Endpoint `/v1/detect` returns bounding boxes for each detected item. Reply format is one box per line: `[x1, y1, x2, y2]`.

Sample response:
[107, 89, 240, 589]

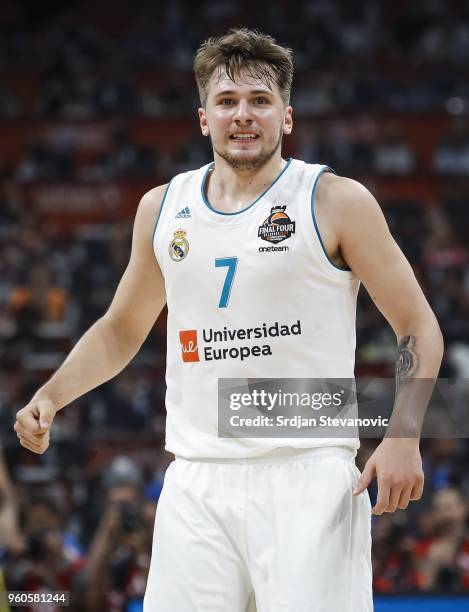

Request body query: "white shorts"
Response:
[144, 447, 373, 612]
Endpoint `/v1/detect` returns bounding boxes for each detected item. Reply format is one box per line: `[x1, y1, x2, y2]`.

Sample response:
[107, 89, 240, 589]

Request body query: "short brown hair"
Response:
[194, 27, 293, 107]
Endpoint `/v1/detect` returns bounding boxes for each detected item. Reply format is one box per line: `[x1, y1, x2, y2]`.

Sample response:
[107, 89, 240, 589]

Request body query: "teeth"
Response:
[232, 134, 257, 139]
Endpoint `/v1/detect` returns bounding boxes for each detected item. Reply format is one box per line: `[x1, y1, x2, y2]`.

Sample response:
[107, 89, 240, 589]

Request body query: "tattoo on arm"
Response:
[391, 335, 433, 437]
[396, 335, 419, 381]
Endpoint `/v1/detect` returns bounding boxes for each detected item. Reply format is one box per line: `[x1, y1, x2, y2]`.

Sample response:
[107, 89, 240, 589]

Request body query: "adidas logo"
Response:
[175, 206, 191, 219]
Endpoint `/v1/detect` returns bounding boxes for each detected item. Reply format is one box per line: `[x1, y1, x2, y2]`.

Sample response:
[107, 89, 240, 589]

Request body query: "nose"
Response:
[233, 99, 253, 124]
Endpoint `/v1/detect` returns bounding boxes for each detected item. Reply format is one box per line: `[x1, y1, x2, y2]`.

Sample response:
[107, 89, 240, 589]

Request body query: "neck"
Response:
[205, 153, 287, 213]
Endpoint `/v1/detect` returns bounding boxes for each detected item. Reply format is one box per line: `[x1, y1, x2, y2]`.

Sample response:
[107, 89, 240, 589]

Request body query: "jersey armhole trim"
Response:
[151, 179, 174, 251]
[311, 166, 352, 273]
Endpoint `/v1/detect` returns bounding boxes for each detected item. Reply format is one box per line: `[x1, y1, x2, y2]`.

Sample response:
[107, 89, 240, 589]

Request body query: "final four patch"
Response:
[169, 229, 189, 262]
[258, 206, 296, 244]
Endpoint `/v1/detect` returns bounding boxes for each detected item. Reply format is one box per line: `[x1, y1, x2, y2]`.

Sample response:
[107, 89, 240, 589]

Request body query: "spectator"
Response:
[413, 488, 469, 590]
[79, 457, 154, 611]
[372, 515, 416, 593]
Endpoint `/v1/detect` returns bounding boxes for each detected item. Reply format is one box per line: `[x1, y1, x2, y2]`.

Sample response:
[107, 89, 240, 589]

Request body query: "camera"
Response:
[117, 503, 142, 533]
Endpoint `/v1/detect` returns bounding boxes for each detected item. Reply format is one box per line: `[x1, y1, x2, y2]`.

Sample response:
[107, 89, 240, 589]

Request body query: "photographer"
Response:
[4, 496, 85, 611]
[79, 457, 153, 612]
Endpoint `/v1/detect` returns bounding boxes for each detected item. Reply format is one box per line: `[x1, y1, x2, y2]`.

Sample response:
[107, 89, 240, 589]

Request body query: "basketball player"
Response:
[14, 29, 443, 611]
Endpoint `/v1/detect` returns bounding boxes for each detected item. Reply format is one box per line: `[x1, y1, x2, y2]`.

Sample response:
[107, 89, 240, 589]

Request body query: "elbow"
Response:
[396, 311, 444, 355]
[436, 320, 444, 353]
[100, 313, 142, 363]
[427, 312, 444, 357]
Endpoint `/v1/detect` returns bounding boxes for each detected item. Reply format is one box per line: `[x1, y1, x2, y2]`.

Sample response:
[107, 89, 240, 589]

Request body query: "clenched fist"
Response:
[14, 397, 57, 454]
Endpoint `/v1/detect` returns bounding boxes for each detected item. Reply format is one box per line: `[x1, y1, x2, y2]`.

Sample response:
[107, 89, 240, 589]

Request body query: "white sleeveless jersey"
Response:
[153, 158, 361, 459]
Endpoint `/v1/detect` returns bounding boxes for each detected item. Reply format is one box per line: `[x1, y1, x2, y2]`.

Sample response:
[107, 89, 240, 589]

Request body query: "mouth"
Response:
[229, 133, 259, 141]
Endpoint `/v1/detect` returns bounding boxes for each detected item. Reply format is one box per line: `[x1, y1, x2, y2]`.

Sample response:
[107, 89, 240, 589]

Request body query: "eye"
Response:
[254, 97, 268, 104]
[220, 98, 234, 105]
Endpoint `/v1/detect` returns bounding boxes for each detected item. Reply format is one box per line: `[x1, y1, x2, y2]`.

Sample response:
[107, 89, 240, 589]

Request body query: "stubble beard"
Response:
[212, 128, 283, 171]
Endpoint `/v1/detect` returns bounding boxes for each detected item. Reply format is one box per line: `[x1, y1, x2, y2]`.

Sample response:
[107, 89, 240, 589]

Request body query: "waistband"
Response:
[174, 446, 356, 465]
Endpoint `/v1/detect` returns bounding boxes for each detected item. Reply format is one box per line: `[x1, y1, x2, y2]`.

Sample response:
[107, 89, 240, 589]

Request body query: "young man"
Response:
[15, 28, 443, 611]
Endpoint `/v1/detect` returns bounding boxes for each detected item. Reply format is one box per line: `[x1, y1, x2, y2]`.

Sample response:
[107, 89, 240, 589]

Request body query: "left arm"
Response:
[319, 174, 444, 515]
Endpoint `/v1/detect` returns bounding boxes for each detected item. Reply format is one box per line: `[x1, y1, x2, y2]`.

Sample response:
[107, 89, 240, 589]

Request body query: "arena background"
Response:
[0, 0, 468, 610]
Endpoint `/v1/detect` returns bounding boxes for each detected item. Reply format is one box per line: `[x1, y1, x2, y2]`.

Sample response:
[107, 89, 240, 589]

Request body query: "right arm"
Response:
[14, 184, 168, 454]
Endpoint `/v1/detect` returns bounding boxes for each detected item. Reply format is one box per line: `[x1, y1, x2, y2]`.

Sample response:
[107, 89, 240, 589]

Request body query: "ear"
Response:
[198, 107, 210, 137]
[283, 105, 293, 135]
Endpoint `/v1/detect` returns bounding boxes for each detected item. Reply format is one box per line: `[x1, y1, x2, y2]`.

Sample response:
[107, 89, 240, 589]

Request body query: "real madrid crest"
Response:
[169, 229, 189, 262]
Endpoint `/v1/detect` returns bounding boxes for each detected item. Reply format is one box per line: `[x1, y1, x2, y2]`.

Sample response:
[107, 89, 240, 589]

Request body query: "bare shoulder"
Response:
[316, 172, 380, 216]
[138, 183, 169, 223]
[130, 183, 169, 260]
[313, 172, 389, 268]
[316, 172, 388, 238]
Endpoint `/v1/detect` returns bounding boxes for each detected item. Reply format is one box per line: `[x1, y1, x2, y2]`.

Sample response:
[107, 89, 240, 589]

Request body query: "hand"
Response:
[98, 504, 122, 537]
[353, 438, 424, 515]
[14, 397, 57, 454]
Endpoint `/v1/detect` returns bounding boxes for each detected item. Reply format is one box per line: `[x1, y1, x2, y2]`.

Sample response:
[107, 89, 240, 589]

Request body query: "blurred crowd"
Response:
[1, 1, 469, 119]
[0, 0, 468, 609]
[0, 448, 170, 611]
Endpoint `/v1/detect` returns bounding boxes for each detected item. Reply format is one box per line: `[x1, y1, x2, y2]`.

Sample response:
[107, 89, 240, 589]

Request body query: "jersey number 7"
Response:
[215, 257, 238, 308]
